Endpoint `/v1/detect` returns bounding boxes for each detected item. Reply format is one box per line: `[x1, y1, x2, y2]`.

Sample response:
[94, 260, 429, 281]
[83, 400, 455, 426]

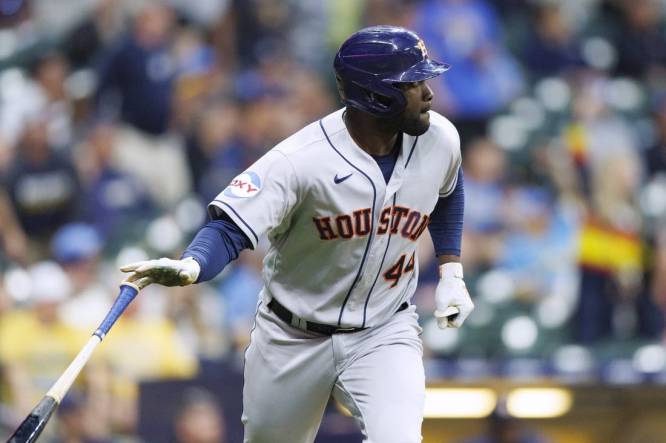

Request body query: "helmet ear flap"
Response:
[334, 53, 409, 116]
[356, 81, 396, 113]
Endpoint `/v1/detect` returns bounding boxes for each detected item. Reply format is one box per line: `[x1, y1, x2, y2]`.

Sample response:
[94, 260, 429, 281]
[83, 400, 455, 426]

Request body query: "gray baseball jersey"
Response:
[209, 108, 461, 328]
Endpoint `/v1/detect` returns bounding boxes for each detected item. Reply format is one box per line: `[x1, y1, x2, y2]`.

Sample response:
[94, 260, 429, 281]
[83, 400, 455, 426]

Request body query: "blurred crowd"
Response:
[1, 0, 666, 441]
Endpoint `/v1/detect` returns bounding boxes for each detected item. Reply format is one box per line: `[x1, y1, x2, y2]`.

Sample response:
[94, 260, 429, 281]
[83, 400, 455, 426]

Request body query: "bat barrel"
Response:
[7, 396, 58, 443]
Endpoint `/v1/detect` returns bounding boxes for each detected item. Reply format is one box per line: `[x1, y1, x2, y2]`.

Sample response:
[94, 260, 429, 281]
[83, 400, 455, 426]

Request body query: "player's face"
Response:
[395, 80, 434, 136]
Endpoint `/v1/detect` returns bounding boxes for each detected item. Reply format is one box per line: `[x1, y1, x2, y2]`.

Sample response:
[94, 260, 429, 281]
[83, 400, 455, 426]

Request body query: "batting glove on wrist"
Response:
[120, 257, 200, 289]
[434, 262, 474, 329]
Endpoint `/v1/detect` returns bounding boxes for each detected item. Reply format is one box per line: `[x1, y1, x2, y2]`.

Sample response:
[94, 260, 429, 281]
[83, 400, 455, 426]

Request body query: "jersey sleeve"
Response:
[438, 119, 462, 197]
[207, 150, 299, 249]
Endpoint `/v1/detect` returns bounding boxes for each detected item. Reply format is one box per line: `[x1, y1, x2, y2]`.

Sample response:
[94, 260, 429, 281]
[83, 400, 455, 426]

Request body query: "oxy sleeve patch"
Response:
[223, 171, 262, 198]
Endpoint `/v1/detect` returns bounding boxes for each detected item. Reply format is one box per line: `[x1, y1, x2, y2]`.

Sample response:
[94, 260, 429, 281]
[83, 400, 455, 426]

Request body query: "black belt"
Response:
[267, 298, 409, 335]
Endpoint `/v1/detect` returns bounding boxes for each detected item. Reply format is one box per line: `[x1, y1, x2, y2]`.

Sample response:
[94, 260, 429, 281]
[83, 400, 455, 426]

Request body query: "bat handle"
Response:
[93, 282, 139, 340]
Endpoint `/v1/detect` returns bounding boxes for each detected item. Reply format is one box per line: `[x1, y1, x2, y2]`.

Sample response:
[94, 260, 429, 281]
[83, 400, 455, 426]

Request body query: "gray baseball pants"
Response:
[242, 301, 425, 443]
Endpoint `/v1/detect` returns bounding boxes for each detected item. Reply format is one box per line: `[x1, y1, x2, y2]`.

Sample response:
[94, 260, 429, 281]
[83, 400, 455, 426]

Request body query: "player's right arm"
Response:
[121, 149, 298, 288]
[120, 214, 251, 289]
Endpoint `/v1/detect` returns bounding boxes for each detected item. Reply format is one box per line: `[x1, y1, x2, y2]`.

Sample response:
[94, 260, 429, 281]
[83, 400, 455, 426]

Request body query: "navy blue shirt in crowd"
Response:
[96, 37, 175, 136]
[4, 151, 81, 238]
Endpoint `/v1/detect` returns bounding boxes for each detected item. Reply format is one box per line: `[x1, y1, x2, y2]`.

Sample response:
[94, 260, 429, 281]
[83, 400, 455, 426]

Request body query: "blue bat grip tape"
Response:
[93, 284, 139, 339]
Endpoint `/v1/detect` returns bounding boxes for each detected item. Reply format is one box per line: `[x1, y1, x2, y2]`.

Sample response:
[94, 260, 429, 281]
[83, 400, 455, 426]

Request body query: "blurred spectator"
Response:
[63, 0, 128, 69]
[55, 390, 113, 443]
[325, 0, 365, 51]
[646, 96, 666, 330]
[522, 4, 584, 79]
[0, 188, 28, 264]
[3, 116, 82, 252]
[0, 51, 73, 155]
[0, 0, 30, 28]
[228, 1, 329, 71]
[228, 0, 330, 70]
[609, 0, 666, 80]
[232, 55, 336, 163]
[364, 0, 418, 29]
[286, 1, 331, 70]
[27, 51, 75, 149]
[0, 279, 10, 314]
[100, 290, 198, 433]
[75, 123, 154, 242]
[549, 73, 661, 342]
[217, 250, 263, 354]
[173, 24, 218, 78]
[29, 0, 100, 39]
[413, 0, 525, 139]
[169, 0, 230, 29]
[96, 2, 191, 206]
[644, 94, 666, 179]
[51, 223, 102, 267]
[0, 262, 82, 417]
[173, 386, 227, 443]
[235, 88, 289, 161]
[228, 0, 297, 69]
[461, 137, 508, 274]
[280, 64, 336, 128]
[649, 225, 666, 336]
[51, 223, 114, 331]
[185, 102, 244, 203]
[574, 150, 655, 342]
[240, 54, 335, 122]
[96, 2, 176, 136]
[170, 25, 228, 159]
[562, 73, 638, 194]
[166, 282, 227, 361]
[496, 187, 578, 303]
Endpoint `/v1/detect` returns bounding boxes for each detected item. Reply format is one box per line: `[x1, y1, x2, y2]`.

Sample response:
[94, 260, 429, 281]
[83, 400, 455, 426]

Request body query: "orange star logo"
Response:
[416, 40, 428, 58]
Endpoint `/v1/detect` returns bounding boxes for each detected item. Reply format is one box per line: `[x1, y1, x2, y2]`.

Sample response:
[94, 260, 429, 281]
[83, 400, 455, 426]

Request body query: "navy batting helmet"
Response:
[334, 26, 450, 117]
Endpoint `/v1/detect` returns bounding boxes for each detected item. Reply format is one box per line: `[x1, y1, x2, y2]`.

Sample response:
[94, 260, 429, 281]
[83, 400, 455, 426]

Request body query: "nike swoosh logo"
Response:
[334, 173, 353, 184]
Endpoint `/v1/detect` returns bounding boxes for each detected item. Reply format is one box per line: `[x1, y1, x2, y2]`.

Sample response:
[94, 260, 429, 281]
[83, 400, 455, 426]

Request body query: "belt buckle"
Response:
[334, 327, 358, 333]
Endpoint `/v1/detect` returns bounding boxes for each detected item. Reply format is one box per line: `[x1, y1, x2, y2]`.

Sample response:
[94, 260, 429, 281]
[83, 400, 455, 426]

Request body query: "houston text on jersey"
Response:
[312, 205, 430, 241]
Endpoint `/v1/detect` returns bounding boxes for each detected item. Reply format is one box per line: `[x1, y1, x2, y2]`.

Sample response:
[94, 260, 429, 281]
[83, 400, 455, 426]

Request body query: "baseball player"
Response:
[122, 26, 474, 443]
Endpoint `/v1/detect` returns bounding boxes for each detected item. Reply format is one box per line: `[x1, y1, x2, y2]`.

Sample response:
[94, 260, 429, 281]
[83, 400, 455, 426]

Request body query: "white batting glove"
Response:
[434, 262, 474, 329]
[120, 257, 200, 289]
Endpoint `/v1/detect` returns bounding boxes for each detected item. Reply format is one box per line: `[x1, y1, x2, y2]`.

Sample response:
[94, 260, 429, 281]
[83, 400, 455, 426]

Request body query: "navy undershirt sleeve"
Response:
[181, 216, 252, 283]
[428, 168, 464, 257]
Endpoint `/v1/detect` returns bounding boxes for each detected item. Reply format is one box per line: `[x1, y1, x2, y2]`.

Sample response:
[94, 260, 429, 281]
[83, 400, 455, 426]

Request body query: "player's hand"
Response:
[120, 257, 200, 289]
[434, 262, 474, 329]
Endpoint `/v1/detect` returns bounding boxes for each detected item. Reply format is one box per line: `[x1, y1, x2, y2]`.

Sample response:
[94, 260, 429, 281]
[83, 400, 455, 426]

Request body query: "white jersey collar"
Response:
[320, 108, 418, 202]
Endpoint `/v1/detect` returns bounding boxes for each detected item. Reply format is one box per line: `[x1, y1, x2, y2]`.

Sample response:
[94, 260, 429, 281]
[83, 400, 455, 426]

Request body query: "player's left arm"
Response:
[121, 149, 298, 288]
[121, 214, 252, 288]
[428, 168, 474, 329]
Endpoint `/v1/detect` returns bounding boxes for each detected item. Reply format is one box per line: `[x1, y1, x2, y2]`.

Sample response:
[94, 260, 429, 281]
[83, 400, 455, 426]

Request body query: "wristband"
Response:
[182, 256, 201, 282]
[439, 262, 463, 279]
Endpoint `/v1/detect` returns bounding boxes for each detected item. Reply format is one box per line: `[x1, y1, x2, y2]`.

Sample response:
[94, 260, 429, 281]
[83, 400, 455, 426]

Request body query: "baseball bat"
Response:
[442, 306, 460, 318]
[6, 282, 140, 443]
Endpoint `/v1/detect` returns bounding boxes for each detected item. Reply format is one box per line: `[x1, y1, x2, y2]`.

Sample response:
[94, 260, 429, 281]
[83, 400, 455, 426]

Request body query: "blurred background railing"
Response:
[2, 0, 666, 442]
